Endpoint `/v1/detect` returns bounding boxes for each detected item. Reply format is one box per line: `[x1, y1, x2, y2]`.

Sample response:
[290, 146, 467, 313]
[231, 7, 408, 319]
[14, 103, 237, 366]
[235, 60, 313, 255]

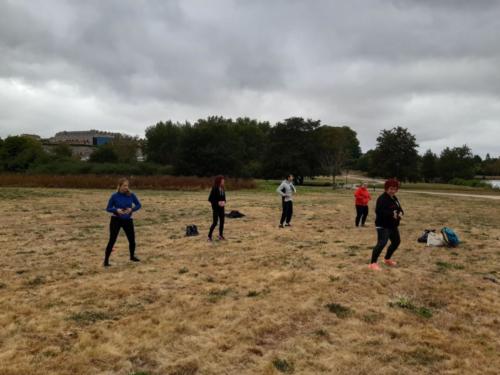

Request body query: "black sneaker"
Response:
[103, 261, 111, 267]
[130, 256, 140, 262]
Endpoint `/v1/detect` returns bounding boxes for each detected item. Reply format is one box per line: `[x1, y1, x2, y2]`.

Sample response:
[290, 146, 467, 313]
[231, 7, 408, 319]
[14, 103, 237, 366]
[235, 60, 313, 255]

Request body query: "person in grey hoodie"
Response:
[277, 174, 297, 228]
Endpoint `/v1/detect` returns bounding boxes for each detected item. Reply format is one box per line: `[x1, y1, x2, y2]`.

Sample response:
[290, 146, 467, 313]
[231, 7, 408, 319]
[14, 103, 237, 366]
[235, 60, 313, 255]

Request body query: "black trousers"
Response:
[355, 205, 369, 226]
[209, 207, 225, 238]
[370, 227, 401, 263]
[105, 216, 136, 261]
[280, 200, 293, 225]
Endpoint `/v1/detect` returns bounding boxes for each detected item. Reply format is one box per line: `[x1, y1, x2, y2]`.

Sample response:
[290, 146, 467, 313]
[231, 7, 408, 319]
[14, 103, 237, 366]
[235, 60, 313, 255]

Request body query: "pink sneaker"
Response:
[368, 263, 382, 271]
[383, 259, 397, 267]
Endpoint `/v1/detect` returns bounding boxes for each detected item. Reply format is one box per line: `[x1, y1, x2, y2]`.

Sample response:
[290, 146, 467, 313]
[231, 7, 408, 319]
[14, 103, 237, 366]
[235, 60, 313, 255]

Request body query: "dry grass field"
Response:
[0, 187, 499, 375]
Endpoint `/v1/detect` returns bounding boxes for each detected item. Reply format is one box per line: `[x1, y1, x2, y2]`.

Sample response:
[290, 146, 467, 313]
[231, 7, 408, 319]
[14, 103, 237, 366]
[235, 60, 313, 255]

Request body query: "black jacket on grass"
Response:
[374, 192, 404, 229]
[208, 187, 226, 210]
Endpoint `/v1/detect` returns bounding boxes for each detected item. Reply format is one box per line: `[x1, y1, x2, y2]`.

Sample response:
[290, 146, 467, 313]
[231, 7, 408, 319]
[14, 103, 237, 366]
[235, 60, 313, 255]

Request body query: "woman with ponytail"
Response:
[208, 175, 226, 241]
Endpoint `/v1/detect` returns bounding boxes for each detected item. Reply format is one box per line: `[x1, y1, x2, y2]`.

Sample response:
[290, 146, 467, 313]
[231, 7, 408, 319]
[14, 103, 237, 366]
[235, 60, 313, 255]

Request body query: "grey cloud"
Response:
[0, 0, 499, 156]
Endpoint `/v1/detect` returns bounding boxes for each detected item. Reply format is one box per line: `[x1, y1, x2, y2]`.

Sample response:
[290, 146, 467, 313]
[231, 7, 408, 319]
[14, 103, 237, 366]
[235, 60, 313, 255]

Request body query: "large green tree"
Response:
[262, 117, 322, 180]
[438, 145, 476, 181]
[51, 143, 74, 160]
[232, 117, 270, 177]
[316, 125, 361, 186]
[421, 149, 438, 182]
[110, 135, 140, 163]
[144, 121, 184, 164]
[175, 116, 245, 177]
[0, 136, 47, 171]
[371, 126, 420, 181]
[89, 144, 119, 163]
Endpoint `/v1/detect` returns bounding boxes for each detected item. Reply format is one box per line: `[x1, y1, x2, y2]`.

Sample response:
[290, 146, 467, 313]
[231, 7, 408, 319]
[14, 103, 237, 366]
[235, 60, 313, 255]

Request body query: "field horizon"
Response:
[0, 186, 499, 374]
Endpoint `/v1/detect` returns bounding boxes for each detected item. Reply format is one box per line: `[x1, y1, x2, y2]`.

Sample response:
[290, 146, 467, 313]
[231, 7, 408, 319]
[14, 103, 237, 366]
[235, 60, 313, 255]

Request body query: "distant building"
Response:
[50, 130, 120, 146]
[43, 130, 143, 162]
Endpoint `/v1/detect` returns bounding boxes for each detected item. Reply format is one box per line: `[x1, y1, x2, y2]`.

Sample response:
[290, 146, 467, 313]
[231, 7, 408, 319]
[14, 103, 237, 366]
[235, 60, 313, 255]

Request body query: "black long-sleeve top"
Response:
[208, 186, 226, 210]
[374, 192, 404, 229]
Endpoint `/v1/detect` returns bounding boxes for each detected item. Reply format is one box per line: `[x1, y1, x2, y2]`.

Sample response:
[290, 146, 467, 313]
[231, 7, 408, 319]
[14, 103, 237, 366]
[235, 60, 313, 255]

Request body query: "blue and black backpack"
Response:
[441, 227, 460, 247]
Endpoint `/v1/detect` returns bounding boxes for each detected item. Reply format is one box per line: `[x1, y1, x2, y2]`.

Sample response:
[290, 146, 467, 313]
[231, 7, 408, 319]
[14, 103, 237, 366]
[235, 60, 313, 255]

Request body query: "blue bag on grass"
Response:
[441, 227, 460, 247]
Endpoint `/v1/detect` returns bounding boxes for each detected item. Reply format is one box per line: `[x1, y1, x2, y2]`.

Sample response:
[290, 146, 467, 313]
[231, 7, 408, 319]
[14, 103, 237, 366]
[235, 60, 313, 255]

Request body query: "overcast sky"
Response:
[1, 0, 499, 156]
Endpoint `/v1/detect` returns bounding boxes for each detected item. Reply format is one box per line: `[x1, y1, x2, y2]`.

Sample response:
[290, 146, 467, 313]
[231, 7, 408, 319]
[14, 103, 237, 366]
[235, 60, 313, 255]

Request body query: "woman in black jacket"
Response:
[208, 175, 226, 241]
[369, 179, 404, 271]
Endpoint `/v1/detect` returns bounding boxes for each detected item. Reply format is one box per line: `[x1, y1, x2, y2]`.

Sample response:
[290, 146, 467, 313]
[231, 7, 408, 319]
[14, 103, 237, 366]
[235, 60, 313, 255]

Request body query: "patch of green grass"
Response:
[208, 288, 231, 302]
[247, 290, 259, 297]
[403, 347, 448, 366]
[272, 358, 295, 373]
[325, 303, 353, 318]
[178, 267, 189, 274]
[26, 276, 45, 287]
[362, 311, 385, 324]
[329, 275, 340, 282]
[68, 310, 114, 324]
[389, 296, 433, 318]
[436, 261, 465, 271]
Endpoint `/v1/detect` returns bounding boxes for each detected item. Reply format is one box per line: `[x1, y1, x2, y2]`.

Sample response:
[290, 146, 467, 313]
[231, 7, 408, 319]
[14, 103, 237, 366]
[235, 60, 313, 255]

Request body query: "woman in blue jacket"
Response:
[104, 178, 142, 267]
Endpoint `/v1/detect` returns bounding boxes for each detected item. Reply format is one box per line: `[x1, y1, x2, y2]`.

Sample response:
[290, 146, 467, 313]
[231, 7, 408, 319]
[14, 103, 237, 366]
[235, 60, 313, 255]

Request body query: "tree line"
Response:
[1, 116, 499, 183]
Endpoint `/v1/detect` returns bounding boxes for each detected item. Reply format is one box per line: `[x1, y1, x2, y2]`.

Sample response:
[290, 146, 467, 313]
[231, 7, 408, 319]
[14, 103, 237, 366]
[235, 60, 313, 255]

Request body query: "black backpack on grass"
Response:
[225, 210, 245, 218]
[185, 225, 199, 237]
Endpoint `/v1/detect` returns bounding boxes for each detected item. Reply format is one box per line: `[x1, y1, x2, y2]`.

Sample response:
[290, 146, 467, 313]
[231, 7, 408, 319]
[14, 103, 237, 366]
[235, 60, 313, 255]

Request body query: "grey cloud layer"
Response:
[1, 0, 499, 155]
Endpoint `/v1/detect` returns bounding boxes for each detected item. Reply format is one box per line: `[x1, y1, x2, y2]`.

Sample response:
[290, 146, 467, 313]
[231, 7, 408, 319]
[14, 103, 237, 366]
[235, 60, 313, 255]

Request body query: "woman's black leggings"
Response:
[105, 216, 136, 262]
[209, 207, 225, 238]
[355, 205, 369, 226]
[370, 227, 400, 263]
[280, 200, 293, 225]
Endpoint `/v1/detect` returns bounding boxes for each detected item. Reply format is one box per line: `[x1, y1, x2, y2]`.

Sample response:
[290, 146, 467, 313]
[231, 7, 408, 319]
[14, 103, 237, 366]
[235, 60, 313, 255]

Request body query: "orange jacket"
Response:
[354, 186, 371, 206]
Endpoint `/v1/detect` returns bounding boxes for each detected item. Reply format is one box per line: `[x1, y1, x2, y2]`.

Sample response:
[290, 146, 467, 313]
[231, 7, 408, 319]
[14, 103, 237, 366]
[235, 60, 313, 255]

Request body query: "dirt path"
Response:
[401, 190, 500, 200]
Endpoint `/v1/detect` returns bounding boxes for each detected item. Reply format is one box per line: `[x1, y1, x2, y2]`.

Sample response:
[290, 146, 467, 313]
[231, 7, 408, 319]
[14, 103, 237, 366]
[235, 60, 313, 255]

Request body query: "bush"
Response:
[0, 174, 256, 190]
[26, 161, 173, 176]
[448, 178, 491, 188]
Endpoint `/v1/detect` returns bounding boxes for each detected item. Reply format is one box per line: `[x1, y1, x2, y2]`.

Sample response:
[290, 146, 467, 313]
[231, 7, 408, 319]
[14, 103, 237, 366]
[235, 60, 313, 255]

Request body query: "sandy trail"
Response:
[401, 190, 500, 200]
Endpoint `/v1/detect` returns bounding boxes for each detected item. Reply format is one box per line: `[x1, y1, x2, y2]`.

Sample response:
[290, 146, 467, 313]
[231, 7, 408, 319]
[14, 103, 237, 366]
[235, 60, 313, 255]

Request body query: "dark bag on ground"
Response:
[185, 225, 199, 237]
[225, 210, 245, 218]
[441, 227, 460, 247]
[418, 229, 436, 243]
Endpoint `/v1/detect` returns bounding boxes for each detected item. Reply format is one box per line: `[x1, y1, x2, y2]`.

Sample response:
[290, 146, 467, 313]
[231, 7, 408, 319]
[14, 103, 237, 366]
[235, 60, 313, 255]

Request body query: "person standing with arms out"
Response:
[354, 182, 371, 227]
[369, 179, 404, 271]
[277, 174, 297, 228]
[208, 175, 226, 241]
[104, 178, 142, 267]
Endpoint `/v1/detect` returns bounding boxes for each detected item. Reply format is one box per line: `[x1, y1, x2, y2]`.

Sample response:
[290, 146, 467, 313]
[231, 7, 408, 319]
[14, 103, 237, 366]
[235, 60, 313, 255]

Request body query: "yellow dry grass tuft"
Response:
[0, 187, 499, 374]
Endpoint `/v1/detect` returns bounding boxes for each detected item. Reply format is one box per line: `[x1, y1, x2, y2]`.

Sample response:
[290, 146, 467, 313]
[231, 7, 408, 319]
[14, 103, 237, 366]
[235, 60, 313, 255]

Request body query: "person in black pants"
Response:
[208, 175, 226, 241]
[104, 178, 142, 267]
[369, 179, 404, 271]
[354, 182, 371, 227]
[277, 174, 296, 228]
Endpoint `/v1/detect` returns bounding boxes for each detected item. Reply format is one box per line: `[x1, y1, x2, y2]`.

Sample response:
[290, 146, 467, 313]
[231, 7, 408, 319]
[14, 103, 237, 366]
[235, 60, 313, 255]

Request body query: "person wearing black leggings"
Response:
[277, 174, 296, 228]
[354, 182, 371, 227]
[208, 175, 226, 241]
[104, 178, 142, 267]
[369, 179, 403, 271]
